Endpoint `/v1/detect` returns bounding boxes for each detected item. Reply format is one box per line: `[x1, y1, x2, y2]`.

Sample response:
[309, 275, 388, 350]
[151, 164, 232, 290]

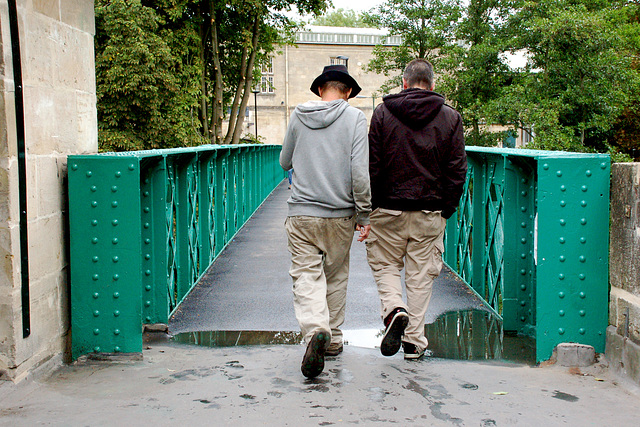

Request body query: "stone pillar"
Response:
[0, 0, 96, 382]
[607, 162, 640, 385]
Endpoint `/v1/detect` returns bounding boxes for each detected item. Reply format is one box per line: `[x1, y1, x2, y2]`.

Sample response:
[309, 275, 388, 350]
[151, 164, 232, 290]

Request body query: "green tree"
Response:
[311, 8, 372, 27]
[363, 0, 462, 94]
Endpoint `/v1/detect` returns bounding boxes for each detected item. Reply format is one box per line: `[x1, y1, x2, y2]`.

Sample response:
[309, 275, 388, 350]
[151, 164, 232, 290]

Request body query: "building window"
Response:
[330, 56, 348, 66]
[260, 57, 274, 94]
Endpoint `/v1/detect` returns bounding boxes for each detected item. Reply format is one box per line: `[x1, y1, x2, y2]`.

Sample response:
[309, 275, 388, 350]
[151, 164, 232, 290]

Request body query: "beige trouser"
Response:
[366, 208, 446, 351]
[285, 215, 356, 346]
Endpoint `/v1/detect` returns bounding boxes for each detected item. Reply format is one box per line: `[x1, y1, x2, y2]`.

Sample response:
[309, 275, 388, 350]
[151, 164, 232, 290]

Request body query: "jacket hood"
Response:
[383, 88, 445, 130]
[295, 99, 349, 130]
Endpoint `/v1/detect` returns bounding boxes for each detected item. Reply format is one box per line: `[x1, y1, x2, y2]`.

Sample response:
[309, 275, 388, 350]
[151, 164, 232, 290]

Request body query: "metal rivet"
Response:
[128, 164, 135, 171]
[145, 238, 151, 244]
[558, 328, 565, 335]
[111, 186, 118, 192]
[559, 255, 566, 262]
[94, 346, 101, 353]
[86, 171, 93, 177]
[560, 201, 566, 207]
[112, 219, 118, 226]
[600, 162, 606, 169]
[520, 253, 527, 259]
[543, 163, 549, 170]
[559, 219, 566, 226]
[521, 206, 527, 212]
[143, 191, 150, 197]
[521, 178, 527, 184]
[112, 201, 118, 208]
[114, 346, 121, 352]
[580, 237, 586, 243]
[144, 222, 150, 229]
[145, 284, 152, 291]
[560, 185, 566, 192]
[115, 171, 121, 177]
[145, 254, 151, 260]
[93, 292, 99, 299]
[558, 274, 565, 280]
[93, 329, 100, 335]
[520, 316, 526, 322]
[579, 256, 586, 263]
[586, 170, 592, 177]
[113, 274, 119, 281]
[581, 185, 587, 192]
[92, 219, 98, 226]
[112, 238, 118, 244]
[579, 274, 586, 280]
[556, 170, 562, 177]
[144, 300, 151, 307]
[113, 292, 120, 299]
[559, 310, 565, 317]
[579, 310, 586, 317]
[520, 300, 526, 306]
[93, 310, 100, 317]
[579, 328, 586, 335]
[521, 238, 527, 244]
[145, 316, 152, 323]
[521, 222, 527, 228]
[71, 164, 78, 171]
[559, 292, 565, 299]
[581, 200, 587, 207]
[91, 201, 98, 207]
[520, 269, 526, 275]
[92, 274, 99, 281]
[92, 237, 99, 244]
[114, 329, 120, 335]
[114, 310, 120, 317]
[581, 218, 587, 225]
[113, 256, 119, 263]
[579, 292, 586, 299]
[145, 270, 152, 276]
[144, 207, 150, 213]
[520, 284, 526, 290]
[559, 237, 565, 244]
[90, 185, 97, 192]
[521, 190, 527, 197]
[92, 256, 99, 263]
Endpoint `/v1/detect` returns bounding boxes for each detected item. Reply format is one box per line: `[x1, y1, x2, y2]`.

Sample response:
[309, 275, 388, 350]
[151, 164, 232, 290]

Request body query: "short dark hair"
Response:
[403, 59, 434, 89]
[320, 80, 350, 95]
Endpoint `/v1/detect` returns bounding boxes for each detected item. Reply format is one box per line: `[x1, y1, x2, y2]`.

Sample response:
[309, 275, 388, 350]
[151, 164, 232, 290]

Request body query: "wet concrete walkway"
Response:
[1, 180, 640, 425]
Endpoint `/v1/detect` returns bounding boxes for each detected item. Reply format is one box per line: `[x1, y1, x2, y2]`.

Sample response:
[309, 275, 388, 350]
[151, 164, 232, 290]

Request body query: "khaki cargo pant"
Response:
[285, 215, 356, 346]
[366, 208, 446, 351]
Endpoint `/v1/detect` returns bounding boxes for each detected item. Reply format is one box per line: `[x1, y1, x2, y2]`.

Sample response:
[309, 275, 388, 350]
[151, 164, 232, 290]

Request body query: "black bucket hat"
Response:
[310, 64, 362, 98]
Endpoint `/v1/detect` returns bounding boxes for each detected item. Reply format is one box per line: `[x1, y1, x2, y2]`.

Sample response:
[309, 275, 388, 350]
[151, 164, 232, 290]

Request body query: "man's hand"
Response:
[356, 224, 371, 242]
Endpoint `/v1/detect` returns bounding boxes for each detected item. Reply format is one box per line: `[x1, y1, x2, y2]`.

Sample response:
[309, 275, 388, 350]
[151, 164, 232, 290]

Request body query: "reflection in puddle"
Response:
[173, 330, 302, 347]
[171, 310, 535, 364]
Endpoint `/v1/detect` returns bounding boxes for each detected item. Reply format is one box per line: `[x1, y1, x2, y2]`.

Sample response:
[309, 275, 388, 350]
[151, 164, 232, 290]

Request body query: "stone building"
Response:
[245, 25, 401, 145]
[0, 0, 96, 382]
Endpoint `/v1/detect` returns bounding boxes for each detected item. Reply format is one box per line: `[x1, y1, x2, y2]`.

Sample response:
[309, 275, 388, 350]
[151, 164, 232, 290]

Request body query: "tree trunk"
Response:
[211, 8, 224, 144]
[198, 1, 211, 139]
[230, 16, 261, 145]
[224, 34, 251, 144]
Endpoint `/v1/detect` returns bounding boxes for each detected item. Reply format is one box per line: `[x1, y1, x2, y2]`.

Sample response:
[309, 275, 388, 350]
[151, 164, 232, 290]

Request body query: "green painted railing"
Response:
[68, 144, 284, 359]
[444, 147, 610, 362]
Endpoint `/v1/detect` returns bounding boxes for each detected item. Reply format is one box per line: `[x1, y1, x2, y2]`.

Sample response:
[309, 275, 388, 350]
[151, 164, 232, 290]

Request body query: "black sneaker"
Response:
[301, 330, 330, 378]
[402, 342, 426, 360]
[380, 308, 409, 356]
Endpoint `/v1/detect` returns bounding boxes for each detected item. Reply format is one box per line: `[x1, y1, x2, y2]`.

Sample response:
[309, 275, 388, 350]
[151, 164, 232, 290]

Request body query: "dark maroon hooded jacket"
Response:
[368, 88, 467, 219]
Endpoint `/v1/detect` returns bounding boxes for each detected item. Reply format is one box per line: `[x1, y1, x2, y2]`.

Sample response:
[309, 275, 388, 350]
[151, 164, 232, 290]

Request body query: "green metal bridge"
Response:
[67, 145, 610, 363]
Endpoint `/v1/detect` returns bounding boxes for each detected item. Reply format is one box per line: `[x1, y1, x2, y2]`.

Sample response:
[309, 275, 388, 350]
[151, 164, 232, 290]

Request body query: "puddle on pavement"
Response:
[171, 310, 536, 365]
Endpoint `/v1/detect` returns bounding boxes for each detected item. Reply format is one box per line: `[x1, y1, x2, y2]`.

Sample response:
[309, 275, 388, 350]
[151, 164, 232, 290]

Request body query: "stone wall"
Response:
[607, 163, 640, 385]
[0, 0, 96, 382]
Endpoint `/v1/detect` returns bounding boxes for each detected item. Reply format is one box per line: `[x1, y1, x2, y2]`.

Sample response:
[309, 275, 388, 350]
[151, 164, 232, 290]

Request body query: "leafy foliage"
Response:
[311, 8, 372, 27]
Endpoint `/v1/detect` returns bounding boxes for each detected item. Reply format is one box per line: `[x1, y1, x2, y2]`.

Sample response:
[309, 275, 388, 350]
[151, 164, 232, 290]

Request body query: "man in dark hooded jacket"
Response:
[366, 59, 467, 360]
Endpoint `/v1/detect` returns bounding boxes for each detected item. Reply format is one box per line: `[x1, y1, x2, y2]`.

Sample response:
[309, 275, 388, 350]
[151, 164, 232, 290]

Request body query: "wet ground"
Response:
[1, 181, 639, 425]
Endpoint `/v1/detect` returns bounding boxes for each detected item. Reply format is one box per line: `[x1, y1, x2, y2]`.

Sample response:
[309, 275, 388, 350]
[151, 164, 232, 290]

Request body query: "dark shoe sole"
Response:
[301, 330, 330, 378]
[381, 312, 409, 356]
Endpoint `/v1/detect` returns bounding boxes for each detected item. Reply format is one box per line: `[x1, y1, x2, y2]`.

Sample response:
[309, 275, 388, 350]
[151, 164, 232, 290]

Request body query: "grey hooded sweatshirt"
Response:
[280, 99, 371, 225]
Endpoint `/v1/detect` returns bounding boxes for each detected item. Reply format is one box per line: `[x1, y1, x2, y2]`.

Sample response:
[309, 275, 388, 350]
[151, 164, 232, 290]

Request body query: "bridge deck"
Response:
[169, 180, 489, 336]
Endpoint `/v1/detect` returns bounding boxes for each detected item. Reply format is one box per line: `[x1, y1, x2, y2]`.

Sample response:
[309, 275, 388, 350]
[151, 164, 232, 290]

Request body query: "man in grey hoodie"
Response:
[280, 65, 371, 378]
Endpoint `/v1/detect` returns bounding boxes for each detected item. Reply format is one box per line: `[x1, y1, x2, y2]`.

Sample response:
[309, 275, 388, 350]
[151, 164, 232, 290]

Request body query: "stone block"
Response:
[27, 213, 65, 280]
[606, 326, 640, 386]
[61, 0, 95, 36]
[36, 155, 66, 217]
[1, 89, 18, 159]
[555, 342, 596, 367]
[609, 163, 640, 295]
[610, 287, 640, 346]
[0, 225, 18, 292]
[33, 0, 60, 21]
[22, 12, 56, 88]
